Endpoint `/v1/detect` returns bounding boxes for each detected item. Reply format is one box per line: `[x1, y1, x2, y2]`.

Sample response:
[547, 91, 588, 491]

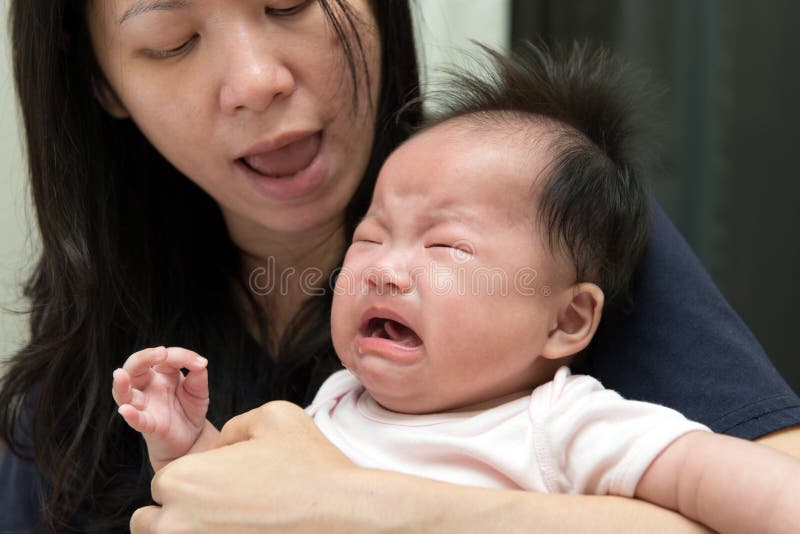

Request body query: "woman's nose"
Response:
[218, 29, 296, 114]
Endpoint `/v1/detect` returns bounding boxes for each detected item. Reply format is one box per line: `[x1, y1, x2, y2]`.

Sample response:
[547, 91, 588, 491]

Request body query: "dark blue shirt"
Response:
[0, 447, 39, 534]
[578, 200, 800, 437]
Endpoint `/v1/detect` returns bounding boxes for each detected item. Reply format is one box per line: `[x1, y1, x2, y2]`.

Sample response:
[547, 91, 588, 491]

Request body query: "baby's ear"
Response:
[541, 283, 604, 360]
[93, 78, 129, 119]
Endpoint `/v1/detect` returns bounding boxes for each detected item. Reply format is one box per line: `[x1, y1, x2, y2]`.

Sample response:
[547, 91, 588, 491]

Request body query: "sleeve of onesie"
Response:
[529, 367, 710, 497]
[305, 369, 360, 414]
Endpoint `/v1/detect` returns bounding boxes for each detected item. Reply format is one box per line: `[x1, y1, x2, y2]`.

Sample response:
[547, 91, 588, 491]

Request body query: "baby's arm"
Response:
[112, 346, 220, 471]
[636, 431, 800, 533]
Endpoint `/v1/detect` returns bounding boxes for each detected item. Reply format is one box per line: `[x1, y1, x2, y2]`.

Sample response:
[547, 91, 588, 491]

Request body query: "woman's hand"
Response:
[130, 401, 365, 533]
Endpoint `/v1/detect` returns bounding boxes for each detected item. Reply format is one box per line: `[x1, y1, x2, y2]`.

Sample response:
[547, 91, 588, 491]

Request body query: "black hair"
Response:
[425, 42, 650, 311]
[0, 1, 421, 531]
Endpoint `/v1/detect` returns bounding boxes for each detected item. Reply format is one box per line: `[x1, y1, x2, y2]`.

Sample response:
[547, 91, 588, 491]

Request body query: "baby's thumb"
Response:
[182, 366, 210, 400]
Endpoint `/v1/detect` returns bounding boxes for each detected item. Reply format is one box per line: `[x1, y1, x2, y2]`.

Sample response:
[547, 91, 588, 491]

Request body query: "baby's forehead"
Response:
[414, 115, 558, 195]
[425, 111, 561, 149]
[378, 120, 554, 226]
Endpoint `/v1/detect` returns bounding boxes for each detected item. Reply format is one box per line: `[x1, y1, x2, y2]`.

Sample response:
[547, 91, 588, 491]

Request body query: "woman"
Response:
[1, 1, 798, 532]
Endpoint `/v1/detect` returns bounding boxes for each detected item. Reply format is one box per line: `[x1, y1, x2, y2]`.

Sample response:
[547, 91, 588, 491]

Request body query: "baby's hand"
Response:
[112, 347, 209, 471]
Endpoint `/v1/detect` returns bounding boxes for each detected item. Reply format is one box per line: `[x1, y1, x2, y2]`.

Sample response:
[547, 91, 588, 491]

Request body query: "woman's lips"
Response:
[241, 132, 321, 178]
[237, 131, 326, 201]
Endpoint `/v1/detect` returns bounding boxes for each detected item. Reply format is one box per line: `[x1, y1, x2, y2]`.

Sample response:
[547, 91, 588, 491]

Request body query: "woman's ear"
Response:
[541, 283, 604, 360]
[93, 78, 129, 119]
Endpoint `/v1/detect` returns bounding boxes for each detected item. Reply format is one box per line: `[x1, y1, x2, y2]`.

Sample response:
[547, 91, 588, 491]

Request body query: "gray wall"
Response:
[512, 0, 800, 392]
[0, 1, 32, 365]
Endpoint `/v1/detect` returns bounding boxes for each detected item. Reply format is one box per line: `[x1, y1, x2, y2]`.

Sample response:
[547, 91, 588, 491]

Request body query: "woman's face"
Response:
[88, 0, 380, 251]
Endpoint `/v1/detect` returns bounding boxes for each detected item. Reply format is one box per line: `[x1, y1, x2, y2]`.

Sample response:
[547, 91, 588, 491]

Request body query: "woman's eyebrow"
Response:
[119, 0, 192, 25]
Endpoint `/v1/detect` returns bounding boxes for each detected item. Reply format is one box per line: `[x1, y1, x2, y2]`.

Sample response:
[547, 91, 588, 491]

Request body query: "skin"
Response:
[333, 118, 603, 414]
[87, 1, 800, 531]
[636, 432, 800, 533]
[113, 117, 605, 459]
[88, 0, 380, 333]
[111, 347, 217, 471]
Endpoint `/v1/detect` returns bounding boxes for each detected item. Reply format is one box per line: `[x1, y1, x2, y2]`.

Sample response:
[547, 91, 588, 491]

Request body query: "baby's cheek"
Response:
[330, 291, 356, 359]
[334, 255, 363, 297]
[432, 299, 490, 351]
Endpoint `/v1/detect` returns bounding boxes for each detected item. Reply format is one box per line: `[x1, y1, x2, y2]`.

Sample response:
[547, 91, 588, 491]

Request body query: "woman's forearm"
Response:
[349, 469, 711, 534]
[135, 460, 710, 533]
[755, 425, 800, 459]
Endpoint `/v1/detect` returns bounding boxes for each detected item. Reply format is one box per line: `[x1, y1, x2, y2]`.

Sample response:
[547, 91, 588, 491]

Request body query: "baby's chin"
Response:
[347, 366, 438, 414]
[366, 386, 470, 415]
[371, 395, 443, 415]
[367, 382, 534, 415]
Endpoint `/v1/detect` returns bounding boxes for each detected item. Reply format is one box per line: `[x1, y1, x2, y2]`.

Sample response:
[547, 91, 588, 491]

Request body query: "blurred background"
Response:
[1, 0, 798, 392]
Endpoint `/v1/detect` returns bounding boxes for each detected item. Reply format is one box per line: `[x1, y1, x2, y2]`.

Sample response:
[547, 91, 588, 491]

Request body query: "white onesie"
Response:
[306, 366, 709, 496]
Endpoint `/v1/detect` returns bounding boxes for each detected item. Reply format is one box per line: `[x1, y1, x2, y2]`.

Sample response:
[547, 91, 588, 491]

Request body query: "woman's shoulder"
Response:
[583, 199, 800, 439]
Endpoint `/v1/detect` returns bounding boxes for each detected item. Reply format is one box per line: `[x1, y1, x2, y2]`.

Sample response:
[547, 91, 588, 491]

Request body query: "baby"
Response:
[113, 44, 800, 533]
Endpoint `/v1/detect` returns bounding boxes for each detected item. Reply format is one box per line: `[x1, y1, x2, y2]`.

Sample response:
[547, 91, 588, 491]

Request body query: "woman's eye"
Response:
[265, 0, 310, 16]
[144, 35, 199, 59]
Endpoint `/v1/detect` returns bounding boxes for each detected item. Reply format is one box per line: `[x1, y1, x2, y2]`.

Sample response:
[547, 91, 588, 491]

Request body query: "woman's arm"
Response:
[130, 402, 709, 533]
[755, 426, 800, 458]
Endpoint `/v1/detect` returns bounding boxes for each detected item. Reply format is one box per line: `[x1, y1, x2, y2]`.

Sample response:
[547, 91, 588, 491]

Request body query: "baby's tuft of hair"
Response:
[424, 41, 651, 313]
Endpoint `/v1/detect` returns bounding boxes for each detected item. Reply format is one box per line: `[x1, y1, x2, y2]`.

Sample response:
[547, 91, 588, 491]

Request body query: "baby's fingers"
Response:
[118, 404, 158, 434]
[154, 347, 208, 374]
[182, 366, 209, 400]
[112, 368, 132, 407]
[113, 370, 149, 410]
[123, 347, 169, 388]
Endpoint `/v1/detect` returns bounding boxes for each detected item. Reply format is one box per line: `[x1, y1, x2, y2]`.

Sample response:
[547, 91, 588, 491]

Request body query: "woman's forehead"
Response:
[94, 0, 374, 22]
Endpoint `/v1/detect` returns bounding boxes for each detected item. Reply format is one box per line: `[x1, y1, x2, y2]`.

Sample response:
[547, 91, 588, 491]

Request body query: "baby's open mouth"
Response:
[361, 317, 423, 348]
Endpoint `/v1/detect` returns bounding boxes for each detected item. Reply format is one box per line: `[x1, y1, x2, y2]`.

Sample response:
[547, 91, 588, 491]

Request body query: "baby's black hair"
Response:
[424, 42, 650, 312]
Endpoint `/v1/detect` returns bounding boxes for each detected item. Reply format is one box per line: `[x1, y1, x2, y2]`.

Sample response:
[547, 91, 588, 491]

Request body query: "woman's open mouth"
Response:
[239, 131, 321, 178]
[237, 131, 325, 201]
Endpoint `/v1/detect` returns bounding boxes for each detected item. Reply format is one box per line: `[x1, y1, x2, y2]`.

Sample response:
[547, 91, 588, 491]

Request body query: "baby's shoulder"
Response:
[531, 366, 608, 406]
[306, 369, 361, 411]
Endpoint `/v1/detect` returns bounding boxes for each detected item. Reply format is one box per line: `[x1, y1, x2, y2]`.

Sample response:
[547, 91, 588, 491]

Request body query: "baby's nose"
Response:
[364, 261, 415, 295]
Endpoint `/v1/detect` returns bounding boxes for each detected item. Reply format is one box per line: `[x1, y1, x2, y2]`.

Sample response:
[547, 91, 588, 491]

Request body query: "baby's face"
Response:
[332, 119, 574, 413]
